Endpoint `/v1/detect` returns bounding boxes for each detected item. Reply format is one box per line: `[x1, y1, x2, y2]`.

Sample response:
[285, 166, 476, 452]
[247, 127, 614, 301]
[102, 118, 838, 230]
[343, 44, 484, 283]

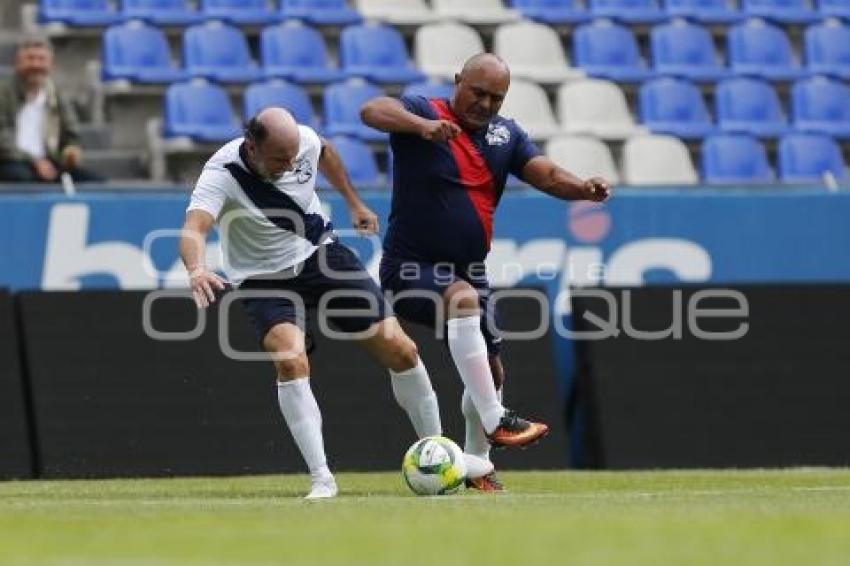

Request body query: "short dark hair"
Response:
[244, 116, 269, 144]
[16, 34, 52, 54]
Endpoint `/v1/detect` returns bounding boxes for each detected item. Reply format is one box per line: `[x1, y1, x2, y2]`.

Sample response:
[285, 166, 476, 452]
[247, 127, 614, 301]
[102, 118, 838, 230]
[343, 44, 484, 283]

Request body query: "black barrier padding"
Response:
[0, 289, 33, 479]
[573, 285, 850, 469]
[20, 289, 565, 478]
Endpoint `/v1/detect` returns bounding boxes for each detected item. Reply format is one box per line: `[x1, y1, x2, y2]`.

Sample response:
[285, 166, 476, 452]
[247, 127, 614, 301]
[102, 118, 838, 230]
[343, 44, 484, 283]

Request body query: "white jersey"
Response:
[187, 126, 332, 285]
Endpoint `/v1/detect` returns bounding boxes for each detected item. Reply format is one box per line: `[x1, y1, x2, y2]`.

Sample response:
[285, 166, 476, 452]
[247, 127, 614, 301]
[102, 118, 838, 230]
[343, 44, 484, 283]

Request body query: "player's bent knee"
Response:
[444, 281, 480, 318]
[392, 337, 419, 371]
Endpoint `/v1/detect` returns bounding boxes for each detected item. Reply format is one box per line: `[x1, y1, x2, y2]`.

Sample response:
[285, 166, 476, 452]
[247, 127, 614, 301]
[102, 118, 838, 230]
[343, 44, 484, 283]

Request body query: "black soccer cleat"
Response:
[486, 409, 549, 449]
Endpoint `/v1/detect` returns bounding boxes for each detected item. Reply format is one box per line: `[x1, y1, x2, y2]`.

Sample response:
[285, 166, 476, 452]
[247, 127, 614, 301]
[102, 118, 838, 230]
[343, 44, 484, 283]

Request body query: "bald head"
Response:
[459, 53, 510, 81]
[244, 107, 301, 182]
[451, 53, 511, 131]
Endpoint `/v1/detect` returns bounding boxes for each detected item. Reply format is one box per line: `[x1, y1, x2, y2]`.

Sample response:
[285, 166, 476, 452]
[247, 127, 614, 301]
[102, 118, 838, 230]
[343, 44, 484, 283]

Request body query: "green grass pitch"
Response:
[2, 469, 850, 565]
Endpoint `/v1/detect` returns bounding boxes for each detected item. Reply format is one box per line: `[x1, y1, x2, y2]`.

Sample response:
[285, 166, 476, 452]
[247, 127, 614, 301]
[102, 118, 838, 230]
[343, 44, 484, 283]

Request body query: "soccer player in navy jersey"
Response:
[362, 53, 611, 491]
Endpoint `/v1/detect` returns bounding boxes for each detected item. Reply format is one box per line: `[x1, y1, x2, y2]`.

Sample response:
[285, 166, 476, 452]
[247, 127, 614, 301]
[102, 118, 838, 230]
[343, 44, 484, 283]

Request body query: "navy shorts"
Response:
[239, 241, 389, 344]
[379, 256, 502, 356]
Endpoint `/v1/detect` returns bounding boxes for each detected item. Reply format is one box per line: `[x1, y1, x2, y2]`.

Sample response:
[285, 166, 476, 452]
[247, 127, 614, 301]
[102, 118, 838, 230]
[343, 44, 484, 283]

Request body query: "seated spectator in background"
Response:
[0, 35, 102, 183]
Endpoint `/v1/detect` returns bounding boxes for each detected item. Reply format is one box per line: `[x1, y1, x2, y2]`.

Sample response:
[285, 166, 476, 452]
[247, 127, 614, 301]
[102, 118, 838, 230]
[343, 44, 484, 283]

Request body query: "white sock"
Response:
[276, 378, 332, 483]
[446, 316, 505, 433]
[390, 358, 442, 438]
[462, 387, 502, 460]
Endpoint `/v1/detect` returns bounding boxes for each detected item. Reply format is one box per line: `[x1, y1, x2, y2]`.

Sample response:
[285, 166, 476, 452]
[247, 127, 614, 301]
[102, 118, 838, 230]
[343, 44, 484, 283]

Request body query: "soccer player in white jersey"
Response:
[179, 108, 447, 499]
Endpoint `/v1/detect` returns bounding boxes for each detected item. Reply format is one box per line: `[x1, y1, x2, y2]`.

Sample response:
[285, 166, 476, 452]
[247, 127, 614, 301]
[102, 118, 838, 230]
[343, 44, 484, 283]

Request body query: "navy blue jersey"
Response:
[383, 95, 542, 268]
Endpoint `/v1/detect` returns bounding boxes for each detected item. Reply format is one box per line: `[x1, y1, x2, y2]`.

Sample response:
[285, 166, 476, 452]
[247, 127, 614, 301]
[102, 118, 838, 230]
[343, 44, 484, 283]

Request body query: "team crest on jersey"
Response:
[485, 123, 510, 146]
[293, 158, 313, 183]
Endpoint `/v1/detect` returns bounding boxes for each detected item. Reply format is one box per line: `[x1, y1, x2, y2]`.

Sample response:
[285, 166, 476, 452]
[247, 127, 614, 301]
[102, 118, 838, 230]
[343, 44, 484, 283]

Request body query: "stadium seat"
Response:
[778, 133, 847, 184]
[402, 80, 454, 100]
[716, 77, 791, 138]
[183, 21, 264, 83]
[701, 134, 775, 184]
[791, 77, 850, 139]
[622, 135, 699, 185]
[279, 0, 363, 25]
[819, 0, 850, 19]
[340, 23, 426, 84]
[804, 20, 850, 80]
[431, 0, 521, 25]
[321, 137, 382, 188]
[557, 79, 645, 140]
[665, 0, 743, 23]
[243, 80, 320, 132]
[323, 79, 388, 142]
[163, 79, 241, 142]
[573, 20, 654, 82]
[639, 77, 717, 139]
[546, 135, 621, 184]
[510, 0, 589, 23]
[260, 21, 345, 84]
[499, 79, 561, 140]
[727, 19, 807, 81]
[102, 21, 186, 84]
[414, 21, 485, 80]
[493, 21, 584, 84]
[121, 0, 202, 25]
[742, 0, 819, 24]
[200, 0, 277, 25]
[650, 19, 729, 82]
[40, 0, 121, 26]
[589, 0, 666, 23]
[355, 0, 438, 25]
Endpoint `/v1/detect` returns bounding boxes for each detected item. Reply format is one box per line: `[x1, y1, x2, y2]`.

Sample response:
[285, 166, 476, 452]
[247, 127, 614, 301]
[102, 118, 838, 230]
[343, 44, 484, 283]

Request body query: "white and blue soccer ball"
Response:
[402, 436, 468, 496]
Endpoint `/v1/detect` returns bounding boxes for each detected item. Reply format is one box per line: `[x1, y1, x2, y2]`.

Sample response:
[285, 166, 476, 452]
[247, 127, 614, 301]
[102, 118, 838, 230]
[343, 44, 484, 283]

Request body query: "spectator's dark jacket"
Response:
[0, 74, 79, 163]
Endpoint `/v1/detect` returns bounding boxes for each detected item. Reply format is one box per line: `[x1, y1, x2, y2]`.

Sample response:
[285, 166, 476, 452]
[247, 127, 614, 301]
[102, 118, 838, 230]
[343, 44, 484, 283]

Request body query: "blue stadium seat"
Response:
[778, 133, 847, 184]
[665, 0, 743, 23]
[403, 80, 454, 100]
[639, 77, 717, 139]
[163, 80, 241, 142]
[716, 77, 791, 137]
[183, 21, 264, 83]
[819, 0, 850, 19]
[40, 0, 120, 26]
[319, 137, 382, 188]
[121, 0, 202, 25]
[573, 20, 654, 82]
[727, 19, 808, 81]
[588, 0, 666, 23]
[804, 21, 850, 80]
[791, 76, 850, 139]
[340, 23, 426, 84]
[323, 80, 388, 142]
[102, 21, 186, 84]
[200, 0, 278, 25]
[510, 0, 590, 24]
[650, 19, 729, 82]
[243, 80, 320, 132]
[260, 22, 345, 84]
[701, 134, 775, 184]
[742, 0, 819, 24]
[280, 0, 363, 25]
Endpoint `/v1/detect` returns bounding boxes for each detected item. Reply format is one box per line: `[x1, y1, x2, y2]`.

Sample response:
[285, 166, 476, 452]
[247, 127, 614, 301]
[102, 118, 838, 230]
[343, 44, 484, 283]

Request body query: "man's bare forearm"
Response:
[360, 97, 428, 135]
[180, 210, 213, 272]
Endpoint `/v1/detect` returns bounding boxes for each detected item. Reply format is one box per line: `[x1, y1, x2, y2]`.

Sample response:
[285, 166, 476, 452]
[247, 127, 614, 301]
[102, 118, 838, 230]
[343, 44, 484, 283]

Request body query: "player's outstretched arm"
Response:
[318, 137, 379, 236]
[521, 156, 612, 202]
[360, 97, 460, 142]
[180, 209, 226, 308]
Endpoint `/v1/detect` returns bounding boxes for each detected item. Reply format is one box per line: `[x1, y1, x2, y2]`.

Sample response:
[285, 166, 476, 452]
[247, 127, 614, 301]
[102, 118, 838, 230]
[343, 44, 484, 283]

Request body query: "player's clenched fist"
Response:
[582, 177, 612, 202]
[419, 119, 462, 142]
[188, 267, 227, 308]
[350, 203, 380, 236]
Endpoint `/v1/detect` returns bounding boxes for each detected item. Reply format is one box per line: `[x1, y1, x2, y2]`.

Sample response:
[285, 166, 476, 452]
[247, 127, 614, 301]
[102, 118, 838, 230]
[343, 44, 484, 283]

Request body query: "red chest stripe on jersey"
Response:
[429, 99, 496, 248]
